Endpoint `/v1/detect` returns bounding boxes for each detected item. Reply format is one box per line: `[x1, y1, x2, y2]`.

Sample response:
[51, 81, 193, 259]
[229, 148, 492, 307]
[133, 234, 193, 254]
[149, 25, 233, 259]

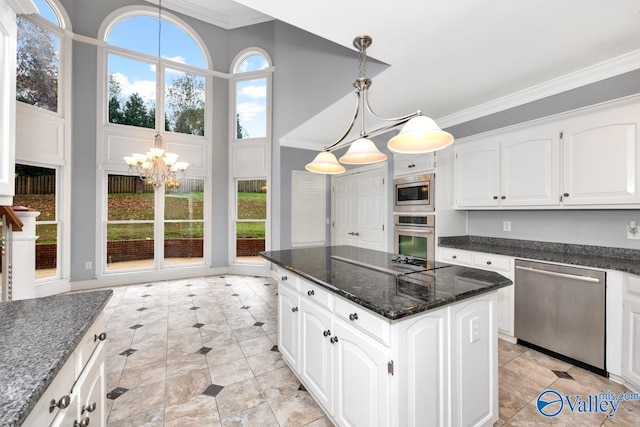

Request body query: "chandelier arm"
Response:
[362, 88, 422, 123]
[322, 90, 362, 152]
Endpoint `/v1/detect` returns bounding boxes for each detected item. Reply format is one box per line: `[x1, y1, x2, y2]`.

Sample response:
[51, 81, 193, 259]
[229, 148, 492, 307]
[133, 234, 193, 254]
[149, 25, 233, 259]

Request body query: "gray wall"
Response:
[446, 69, 640, 249]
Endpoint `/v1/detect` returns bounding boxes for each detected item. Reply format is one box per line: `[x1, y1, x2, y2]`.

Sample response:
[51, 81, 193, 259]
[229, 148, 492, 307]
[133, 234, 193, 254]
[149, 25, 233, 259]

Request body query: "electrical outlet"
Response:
[470, 317, 480, 343]
[503, 221, 511, 232]
[85, 261, 92, 270]
[628, 221, 640, 239]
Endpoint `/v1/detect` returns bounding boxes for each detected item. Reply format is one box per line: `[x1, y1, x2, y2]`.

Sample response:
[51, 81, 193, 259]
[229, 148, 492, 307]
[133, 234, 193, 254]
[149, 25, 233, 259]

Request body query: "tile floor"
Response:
[102, 275, 640, 427]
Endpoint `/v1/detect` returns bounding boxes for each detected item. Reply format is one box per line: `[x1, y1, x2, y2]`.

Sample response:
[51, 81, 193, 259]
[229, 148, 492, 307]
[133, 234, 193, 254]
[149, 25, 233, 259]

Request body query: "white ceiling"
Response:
[148, 0, 273, 30]
[173, 0, 640, 150]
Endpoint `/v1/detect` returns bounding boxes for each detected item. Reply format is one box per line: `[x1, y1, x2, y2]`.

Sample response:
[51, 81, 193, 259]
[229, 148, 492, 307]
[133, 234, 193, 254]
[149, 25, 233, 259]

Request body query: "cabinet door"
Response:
[79, 343, 106, 427]
[278, 284, 300, 371]
[455, 141, 500, 207]
[332, 319, 390, 427]
[496, 286, 514, 337]
[623, 297, 640, 388]
[394, 152, 435, 176]
[562, 110, 640, 205]
[51, 392, 80, 427]
[500, 129, 560, 206]
[300, 299, 334, 413]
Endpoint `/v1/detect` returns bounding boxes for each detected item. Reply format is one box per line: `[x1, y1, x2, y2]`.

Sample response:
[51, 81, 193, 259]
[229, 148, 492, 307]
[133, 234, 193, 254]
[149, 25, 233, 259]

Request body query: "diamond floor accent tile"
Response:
[129, 324, 144, 330]
[232, 293, 239, 297]
[193, 323, 205, 328]
[253, 321, 265, 327]
[144, 284, 153, 287]
[202, 384, 224, 398]
[263, 283, 271, 286]
[119, 348, 138, 356]
[196, 347, 212, 355]
[107, 387, 129, 400]
[225, 284, 232, 286]
[241, 305, 251, 309]
[552, 370, 574, 380]
[190, 306, 200, 310]
[141, 294, 151, 297]
[187, 294, 195, 297]
[271, 345, 279, 352]
[136, 307, 147, 312]
[186, 284, 193, 287]
[298, 384, 307, 392]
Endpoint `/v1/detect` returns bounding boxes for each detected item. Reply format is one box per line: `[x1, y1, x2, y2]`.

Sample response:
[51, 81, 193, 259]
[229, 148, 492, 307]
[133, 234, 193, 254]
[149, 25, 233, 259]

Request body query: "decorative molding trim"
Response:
[73, 33, 105, 47]
[6, 0, 38, 15]
[437, 49, 640, 128]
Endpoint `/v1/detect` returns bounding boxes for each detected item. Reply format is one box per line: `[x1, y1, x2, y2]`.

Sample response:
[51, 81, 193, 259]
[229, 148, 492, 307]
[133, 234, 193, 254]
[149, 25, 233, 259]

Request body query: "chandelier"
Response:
[122, 0, 188, 189]
[305, 35, 454, 175]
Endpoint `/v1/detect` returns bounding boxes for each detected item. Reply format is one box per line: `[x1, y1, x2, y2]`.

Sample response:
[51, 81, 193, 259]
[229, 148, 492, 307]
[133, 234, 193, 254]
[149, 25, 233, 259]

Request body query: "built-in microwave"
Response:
[393, 173, 434, 212]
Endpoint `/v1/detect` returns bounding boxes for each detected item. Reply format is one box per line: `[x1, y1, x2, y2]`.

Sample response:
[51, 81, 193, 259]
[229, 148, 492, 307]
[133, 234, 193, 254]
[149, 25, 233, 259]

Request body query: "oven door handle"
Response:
[395, 227, 434, 234]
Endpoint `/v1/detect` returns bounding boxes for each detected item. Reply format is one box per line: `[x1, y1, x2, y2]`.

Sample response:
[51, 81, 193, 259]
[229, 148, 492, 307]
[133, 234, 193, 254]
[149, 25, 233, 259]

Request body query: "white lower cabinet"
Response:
[623, 274, 640, 390]
[24, 312, 107, 427]
[277, 271, 498, 427]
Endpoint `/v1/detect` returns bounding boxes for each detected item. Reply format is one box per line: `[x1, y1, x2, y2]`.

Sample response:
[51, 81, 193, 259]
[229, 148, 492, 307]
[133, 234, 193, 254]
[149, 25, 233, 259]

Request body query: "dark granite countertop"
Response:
[0, 290, 113, 427]
[439, 235, 640, 275]
[260, 246, 511, 320]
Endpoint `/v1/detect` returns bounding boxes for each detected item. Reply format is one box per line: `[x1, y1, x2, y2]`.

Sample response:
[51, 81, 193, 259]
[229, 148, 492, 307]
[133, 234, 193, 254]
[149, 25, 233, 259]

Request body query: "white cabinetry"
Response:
[454, 102, 640, 209]
[393, 152, 435, 177]
[623, 274, 640, 390]
[276, 269, 498, 427]
[455, 126, 560, 208]
[24, 312, 107, 427]
[562, 108, 640, 206]
[438, 247, 514, 339]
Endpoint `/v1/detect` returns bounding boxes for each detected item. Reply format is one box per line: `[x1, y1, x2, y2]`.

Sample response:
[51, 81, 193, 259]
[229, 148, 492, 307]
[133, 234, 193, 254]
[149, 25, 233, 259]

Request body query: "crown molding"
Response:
[437, 48, 640, 129]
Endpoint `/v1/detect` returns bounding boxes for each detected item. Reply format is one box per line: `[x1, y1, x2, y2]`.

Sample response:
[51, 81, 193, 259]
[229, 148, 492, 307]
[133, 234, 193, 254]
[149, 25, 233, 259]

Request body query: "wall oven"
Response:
[393, 173, 434, 212]
[394, 214, 435, 261]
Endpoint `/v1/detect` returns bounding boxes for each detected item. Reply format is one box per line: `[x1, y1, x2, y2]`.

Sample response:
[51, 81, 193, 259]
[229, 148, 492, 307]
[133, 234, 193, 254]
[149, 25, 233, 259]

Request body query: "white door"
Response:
[278, 284, 300, 370]
[562, 109, 640, 205]
[300, 299, 334, 413]
[332, 165, 387, 251]
[333, 320, 390, 427]
[501, 127, 560, 206]
[455, 140, 500, 208]
[623, 297, 640, 388]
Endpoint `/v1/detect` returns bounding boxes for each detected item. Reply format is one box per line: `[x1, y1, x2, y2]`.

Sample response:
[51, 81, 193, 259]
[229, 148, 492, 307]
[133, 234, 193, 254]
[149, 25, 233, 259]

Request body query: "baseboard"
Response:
[498, 333, 517, 344]
[35, 279, 72, 297]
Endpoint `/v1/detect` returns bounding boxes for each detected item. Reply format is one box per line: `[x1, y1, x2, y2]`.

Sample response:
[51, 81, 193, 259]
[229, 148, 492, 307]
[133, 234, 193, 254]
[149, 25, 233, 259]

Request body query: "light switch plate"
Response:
[503, 221, 511, 232]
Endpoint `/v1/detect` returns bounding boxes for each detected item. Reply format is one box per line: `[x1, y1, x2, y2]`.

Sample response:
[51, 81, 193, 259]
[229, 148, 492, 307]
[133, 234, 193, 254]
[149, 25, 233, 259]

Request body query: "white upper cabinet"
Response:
[455, 101, 640, 209]
[561, 107, 640, 206]
[454, 139, 500, 207]
[393, 152, 435, 177]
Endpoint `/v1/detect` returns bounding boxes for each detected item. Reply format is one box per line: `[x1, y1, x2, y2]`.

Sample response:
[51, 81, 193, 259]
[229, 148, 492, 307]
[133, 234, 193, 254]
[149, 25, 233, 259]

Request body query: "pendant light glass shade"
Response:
[387, 116, 454, 154]
[305, 151, 346, 174]
[339, 137, 388, 165]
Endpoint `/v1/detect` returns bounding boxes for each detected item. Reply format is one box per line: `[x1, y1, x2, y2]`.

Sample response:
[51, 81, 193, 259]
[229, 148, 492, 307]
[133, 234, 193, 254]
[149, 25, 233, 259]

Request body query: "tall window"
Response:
[235, 179, 267, 263]
[16, 0, 63, 112]
[101, 8, 209, 273]
[234, 54, 268, 140]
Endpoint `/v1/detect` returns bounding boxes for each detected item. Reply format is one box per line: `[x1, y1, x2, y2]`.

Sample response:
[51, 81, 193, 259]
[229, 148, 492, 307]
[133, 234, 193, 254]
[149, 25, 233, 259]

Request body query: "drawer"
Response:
[275, 266, 299, 291]
[299, 281, 333, 311]
[23, 353, 75, 427]
[472, 253, 511, 273]
[335, 297, 391, 346]
[75, 312, 105, 378]
[439, 247, 471, 265]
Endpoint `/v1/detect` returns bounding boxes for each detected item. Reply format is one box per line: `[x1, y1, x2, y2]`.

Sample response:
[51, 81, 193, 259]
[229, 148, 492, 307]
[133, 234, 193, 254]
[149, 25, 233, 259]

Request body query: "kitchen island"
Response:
[0, 290, 112, 427]
[260, 245, 512, 427]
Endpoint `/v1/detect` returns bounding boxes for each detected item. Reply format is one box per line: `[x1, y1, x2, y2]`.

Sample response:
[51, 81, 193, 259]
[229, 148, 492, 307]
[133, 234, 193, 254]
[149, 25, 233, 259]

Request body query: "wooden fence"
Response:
[15, 175, 56, 194]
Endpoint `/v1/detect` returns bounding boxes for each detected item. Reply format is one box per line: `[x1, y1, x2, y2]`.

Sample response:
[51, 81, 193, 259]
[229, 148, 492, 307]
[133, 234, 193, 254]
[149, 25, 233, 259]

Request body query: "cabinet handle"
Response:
[349, 313, 358, 321]
[291, 307, 298, 312]
[323, 329, 331, 337]
[330, 336, 339, 344]
[563, 192, 570, 197]
[486, 261, 492, 265]
[307, 290, 315, 296]
[74, 418, 90, 427]
[82, 402, 97, 414]
[452, 255, 457, 259]
[281, 275, 287, 281]
[347, 232, 353, 236]
[493, 196, 498, 200]
[94, 332, 107, 342]
[354, 232, 359, 236]
[49, 395, 71, 413]
[501, 196, 506, 200]
[408, 164, 416, 168]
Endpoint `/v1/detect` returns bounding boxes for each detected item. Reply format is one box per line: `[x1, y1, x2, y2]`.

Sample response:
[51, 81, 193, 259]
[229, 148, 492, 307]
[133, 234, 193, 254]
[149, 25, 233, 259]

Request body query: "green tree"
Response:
[236, 113, 249, 139]
[108, 75, 124, 124]
[122, 93, 154, 129]
[166, 73, 205, 135]
[16, 16, 59, 112]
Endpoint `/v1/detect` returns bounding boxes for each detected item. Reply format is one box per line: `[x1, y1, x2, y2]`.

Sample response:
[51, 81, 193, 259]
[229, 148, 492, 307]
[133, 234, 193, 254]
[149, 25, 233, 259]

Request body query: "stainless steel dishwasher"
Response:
[515, 259, 606, 371]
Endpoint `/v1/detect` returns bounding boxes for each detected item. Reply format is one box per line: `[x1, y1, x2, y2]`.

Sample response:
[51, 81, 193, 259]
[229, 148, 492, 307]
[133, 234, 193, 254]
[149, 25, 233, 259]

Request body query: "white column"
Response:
[11, 208, 40, 300]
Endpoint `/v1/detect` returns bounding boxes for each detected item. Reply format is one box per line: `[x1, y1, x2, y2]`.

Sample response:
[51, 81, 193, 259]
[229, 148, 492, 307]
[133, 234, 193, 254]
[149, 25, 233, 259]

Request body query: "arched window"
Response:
[16, 0, 67, 112]
[104, 9, 208, 136]
[233, 51, 270, 140]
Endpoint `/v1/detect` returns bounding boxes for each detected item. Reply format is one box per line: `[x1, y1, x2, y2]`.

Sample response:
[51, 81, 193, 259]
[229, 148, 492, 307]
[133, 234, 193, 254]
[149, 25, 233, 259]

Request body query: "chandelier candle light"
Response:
[123, 0, 188, 188]
[305, 35, 454, 175]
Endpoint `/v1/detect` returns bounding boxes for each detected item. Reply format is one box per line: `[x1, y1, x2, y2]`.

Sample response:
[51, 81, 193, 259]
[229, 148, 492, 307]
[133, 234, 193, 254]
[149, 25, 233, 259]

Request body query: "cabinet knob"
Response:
[354, 232, 360, 236]
[452, 255, 457, 259]
[307, 290, 315, 296]
[501, 196, 506, 200]
[330, 336, 339, 344]
[323, 329, 331, 337]
[347, 232, 353, 236]
[291, 307, 298, 313]
[82, 402, 97, 414]
[563, 192, 570, 197]
[349, 313, 358, 321]
[94, 332, 107, 342]
[49, 395, 71, 413]
[493, 196, 498, 200]
[486, 261, 492, 265]
[74, 418, 90, 427]
[408, 164, 416, 168]
[281, 275, 287, 281]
